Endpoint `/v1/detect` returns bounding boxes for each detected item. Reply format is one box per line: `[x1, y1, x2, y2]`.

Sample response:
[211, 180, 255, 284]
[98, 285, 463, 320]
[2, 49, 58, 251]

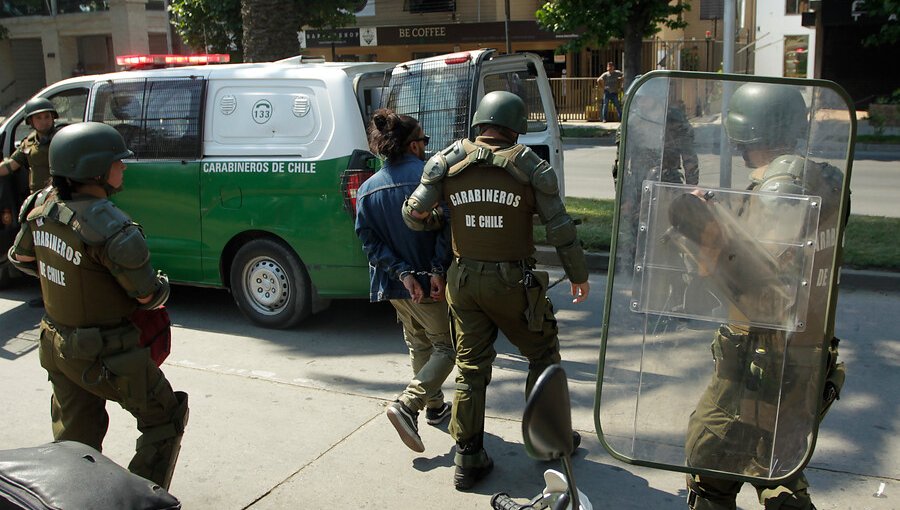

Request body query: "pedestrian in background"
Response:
[9, 122, 188, 490]
[597, 62, 624, 122]
[355, 109, 455, 453]
[401, 91, 590, 491]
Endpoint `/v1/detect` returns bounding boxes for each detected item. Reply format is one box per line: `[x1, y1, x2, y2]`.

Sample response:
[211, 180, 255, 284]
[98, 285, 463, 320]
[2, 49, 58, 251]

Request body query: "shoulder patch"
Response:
[72, 199, 132, 246]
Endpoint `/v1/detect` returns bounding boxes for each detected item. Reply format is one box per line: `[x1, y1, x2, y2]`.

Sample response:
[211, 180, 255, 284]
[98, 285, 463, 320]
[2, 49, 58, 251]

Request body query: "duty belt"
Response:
[43, 318, 139, 358]
[455, 256, 530, 274]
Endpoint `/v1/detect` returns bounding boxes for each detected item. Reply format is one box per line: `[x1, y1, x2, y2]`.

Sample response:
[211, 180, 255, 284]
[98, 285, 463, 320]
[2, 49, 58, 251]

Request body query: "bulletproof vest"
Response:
[27, 194, 137, 328]
[731, 158, 844, 339]
[442, 141, 536, 261]
[21, 128, 56, 193]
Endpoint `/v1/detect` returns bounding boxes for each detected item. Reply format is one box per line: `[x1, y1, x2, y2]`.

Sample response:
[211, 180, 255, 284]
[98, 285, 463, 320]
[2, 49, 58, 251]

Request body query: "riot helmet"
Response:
[23, 97, 59, 126]
[725, 83, 808, 153]
[472, 91, 528, 134]
[626, 74, 670, 125]
[50, 122, 133, 183]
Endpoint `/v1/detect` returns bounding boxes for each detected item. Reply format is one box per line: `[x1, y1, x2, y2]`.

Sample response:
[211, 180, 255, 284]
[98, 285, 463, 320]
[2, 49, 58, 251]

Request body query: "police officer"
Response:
[402, 91, 590, 490]
[8, 122, 188, 490]
[612, 76, 700, 188]
[683, 83, 847, 510]
[0, 98, 63, 193]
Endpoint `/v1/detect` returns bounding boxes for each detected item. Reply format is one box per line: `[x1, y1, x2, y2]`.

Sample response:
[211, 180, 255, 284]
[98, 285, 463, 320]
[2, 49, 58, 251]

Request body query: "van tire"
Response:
[230, 239, 311, 329]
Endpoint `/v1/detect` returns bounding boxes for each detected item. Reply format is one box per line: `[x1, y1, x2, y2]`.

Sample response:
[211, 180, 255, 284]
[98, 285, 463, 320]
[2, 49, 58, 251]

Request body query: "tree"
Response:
[536, 0, 690, 89]
[169, 0, 243, 55]
[168, 0, 360, 61]
[860, 0, 900, 47]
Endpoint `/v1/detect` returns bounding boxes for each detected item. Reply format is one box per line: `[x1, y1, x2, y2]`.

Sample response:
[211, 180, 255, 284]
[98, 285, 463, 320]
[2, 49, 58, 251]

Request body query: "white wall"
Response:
[755, 0, 816, 77]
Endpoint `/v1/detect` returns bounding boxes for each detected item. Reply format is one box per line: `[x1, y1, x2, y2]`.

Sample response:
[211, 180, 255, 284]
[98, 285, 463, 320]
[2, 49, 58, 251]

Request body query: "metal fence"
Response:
[550, 78, 625, 122]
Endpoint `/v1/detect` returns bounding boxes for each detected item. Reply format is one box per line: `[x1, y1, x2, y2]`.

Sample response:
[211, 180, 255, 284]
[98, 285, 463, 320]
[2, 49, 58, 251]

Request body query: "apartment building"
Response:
[0, 0, 180, 111]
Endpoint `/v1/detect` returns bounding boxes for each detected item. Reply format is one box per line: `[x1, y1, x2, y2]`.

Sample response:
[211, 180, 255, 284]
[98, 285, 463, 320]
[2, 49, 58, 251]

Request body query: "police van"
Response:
[0, 49, 564, 328]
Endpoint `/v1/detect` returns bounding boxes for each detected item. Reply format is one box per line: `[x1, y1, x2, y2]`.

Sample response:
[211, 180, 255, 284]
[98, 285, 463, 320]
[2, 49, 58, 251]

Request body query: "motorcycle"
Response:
[490, 364, 593, 510]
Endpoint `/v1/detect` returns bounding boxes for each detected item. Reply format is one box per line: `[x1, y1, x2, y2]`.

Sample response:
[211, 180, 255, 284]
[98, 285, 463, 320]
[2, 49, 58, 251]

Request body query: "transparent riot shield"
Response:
[596, 72, 854, 483]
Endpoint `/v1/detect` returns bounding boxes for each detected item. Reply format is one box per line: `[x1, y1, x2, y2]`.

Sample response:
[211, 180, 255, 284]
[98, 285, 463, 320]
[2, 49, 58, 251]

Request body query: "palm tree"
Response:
[241, 0, 301, 62]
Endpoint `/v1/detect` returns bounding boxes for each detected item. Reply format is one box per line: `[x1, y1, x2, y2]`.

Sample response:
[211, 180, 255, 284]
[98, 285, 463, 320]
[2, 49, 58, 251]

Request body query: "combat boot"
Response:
[454, 434, 493, 491]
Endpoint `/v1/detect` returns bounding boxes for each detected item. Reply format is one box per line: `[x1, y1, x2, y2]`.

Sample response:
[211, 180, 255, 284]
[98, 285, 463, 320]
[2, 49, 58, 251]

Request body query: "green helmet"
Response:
[23, 97, 59, 126]
[725, 83, 808, 151]
[50, 122, 134, 182]
[472, 91, 528, 134]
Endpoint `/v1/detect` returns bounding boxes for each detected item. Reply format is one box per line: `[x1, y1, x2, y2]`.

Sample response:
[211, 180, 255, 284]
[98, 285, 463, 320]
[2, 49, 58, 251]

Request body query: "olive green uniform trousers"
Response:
[38, 319, 186, 489]
[685, 328, 817, 509]
[446, 258, 561, 449]
[389, 298, 455, 412]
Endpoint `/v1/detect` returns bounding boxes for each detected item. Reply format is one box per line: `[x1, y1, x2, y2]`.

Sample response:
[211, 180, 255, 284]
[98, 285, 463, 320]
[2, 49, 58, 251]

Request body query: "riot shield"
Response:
[596, 72, 854, 483]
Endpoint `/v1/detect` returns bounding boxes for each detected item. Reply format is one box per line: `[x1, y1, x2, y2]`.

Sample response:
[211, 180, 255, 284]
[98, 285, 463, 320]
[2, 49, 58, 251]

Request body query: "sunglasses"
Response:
[414, 135, 430, 146]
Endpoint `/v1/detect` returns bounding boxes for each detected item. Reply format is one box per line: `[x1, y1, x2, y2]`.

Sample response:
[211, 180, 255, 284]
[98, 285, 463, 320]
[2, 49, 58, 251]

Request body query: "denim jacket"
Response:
[354, 154, 451, 302]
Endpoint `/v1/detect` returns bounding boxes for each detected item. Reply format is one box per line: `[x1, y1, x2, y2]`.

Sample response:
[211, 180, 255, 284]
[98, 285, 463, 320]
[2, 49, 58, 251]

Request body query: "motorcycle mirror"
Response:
[522, 364, 574, 461]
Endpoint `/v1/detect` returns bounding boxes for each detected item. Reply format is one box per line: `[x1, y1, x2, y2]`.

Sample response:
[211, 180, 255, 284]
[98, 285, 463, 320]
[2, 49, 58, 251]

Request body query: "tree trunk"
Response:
[622, 23, 643, 94]
[241, 0, 300, 62]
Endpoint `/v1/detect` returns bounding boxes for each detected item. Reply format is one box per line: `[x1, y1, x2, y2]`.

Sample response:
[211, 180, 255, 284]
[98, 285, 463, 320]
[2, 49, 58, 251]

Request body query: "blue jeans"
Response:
[602, 91, 622, 122]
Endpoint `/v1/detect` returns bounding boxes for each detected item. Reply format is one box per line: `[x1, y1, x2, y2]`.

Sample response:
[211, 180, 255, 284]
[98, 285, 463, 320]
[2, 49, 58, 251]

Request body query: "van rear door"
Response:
[385, 49, 565, 195]
[478, 52, 565, 195]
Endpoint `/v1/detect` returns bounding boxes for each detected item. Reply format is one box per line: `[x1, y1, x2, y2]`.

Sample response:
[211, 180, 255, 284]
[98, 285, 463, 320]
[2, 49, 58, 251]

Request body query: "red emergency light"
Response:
[115, 53, 231, 68]
[444, 52, 472, 65]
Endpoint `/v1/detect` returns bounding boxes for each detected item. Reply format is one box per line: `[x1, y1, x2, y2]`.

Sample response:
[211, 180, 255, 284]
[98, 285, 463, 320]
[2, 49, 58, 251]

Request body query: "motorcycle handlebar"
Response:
[490, 492, 533, 510]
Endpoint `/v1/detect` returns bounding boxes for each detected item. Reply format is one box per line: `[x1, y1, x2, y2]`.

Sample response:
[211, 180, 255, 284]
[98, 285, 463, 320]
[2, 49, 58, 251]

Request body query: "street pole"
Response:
[504, 0, 511, 54]
[719, 0, 737, 188]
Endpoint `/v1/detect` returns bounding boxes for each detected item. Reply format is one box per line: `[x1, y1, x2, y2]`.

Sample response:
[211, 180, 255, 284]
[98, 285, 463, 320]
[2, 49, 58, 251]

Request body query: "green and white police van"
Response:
[0, 49, 564, 328]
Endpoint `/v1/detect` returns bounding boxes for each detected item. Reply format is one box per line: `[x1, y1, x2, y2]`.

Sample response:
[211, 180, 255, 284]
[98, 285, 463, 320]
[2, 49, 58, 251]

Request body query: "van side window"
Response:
[483, 66, 548, 133]
[92, 77, 204, 160]
[11, 88, 89, 148]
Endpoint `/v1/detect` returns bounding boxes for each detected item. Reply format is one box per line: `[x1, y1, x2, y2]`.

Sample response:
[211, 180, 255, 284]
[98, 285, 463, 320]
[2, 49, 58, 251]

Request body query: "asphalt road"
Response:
[562, 142, 900, 218]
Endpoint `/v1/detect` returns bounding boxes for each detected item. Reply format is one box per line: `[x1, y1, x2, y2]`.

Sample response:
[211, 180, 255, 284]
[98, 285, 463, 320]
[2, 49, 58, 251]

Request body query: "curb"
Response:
[561, 137, 900, 156]
[534, 245, 899, 291]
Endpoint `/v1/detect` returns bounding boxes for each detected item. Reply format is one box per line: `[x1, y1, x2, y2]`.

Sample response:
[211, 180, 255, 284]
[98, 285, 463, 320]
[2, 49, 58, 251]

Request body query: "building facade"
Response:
[0, 0, 180, 113]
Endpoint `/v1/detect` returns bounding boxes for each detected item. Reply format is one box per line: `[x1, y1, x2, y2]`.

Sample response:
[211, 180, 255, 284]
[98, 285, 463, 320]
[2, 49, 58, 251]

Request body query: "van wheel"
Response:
[230, 239, 311, 329]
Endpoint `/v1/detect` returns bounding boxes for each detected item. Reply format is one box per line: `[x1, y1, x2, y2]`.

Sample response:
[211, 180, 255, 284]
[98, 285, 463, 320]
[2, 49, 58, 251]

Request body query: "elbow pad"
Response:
[7, 246, 38, 278]
[138, 273, 170, 310]
[402, 199, 444, 232]
[407, 182, 442, 214]
[545, 213, 577, 248]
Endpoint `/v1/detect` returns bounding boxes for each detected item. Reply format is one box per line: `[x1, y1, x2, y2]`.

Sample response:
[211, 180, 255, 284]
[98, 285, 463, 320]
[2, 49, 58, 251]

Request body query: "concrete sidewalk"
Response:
[1, 271, 897, 509]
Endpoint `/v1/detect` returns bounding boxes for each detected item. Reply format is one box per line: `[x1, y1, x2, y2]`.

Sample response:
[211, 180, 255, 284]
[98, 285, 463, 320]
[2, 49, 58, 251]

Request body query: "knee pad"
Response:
[129, 391, 188, 489]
